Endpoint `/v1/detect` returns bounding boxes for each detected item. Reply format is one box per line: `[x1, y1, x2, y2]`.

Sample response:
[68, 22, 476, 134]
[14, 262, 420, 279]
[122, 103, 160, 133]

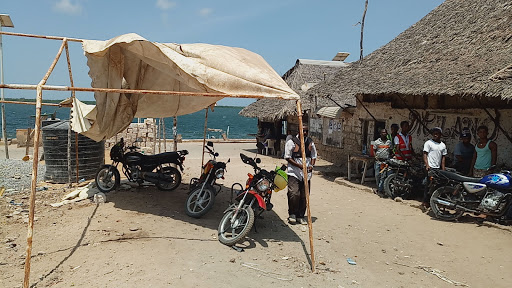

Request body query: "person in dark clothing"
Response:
[284, 125, 317, 225]
[453, 129, 475, 176]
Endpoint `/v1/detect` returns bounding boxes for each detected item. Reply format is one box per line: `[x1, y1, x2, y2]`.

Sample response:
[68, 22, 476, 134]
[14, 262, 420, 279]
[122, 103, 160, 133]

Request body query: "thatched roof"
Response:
[239, 59, 348, 121]
[308, 0, 512, 102]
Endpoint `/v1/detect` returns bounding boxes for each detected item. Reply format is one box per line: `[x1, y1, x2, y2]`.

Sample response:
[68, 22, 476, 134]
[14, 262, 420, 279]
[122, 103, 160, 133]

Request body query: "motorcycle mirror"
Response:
[227, 158, 231, 163]
[207, 141, 214, 147]
[255, 158, 261, 164]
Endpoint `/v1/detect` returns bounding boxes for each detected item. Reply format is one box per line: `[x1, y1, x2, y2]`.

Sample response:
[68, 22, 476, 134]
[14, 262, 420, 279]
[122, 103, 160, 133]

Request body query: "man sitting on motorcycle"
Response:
[284, 125, 317, 225]
[421, 127, 447, 211]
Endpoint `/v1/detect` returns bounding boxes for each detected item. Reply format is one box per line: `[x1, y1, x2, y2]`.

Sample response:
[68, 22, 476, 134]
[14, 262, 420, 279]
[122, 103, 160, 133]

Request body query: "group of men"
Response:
[373, 121, 498, 208]
[280, 121, 498, 224]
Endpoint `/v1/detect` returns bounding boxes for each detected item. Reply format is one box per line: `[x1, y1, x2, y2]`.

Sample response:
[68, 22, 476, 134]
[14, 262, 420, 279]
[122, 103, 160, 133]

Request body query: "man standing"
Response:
[394, 121, 414, 161]
[470, 125, 497, 177]
[453, 129, 475, 175]
[389, 123, 399, 155]
[373, 128, 392, 196]
[284, 125, 317, 225]
[422, 127, 447, 210]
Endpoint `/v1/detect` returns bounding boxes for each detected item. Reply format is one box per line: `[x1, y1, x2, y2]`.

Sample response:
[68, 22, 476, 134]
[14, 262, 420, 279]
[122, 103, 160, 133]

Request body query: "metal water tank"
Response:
[42, 120, 105, 183]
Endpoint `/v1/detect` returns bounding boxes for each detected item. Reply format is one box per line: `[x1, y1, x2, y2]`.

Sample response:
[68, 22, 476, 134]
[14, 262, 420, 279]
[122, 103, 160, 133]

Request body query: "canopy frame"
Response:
[0, 31, 316, 287]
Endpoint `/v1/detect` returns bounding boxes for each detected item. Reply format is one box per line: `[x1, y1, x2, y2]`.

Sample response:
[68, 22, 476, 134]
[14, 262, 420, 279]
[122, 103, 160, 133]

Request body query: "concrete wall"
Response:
[308, 102, 512, 168]
[105, 118, 157, 154]
[352, 102, 512, 168]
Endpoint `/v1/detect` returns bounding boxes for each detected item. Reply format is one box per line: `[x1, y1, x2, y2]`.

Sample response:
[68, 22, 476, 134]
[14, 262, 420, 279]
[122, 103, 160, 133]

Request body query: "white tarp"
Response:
[74, 33, 299, 141]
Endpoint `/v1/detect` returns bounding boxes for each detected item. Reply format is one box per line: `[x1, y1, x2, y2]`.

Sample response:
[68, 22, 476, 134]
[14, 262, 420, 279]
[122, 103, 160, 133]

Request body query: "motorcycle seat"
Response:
[438, 170, 481, 183]
[144, 151, 181, 165]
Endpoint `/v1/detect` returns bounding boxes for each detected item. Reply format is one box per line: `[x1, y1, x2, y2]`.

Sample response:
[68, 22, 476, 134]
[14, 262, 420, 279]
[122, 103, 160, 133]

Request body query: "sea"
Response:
[2, 103, 257, 140]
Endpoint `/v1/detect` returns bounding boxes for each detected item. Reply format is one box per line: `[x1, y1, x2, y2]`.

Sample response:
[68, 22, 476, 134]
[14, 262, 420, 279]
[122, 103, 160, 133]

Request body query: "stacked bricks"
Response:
[105, 118, 157, 154]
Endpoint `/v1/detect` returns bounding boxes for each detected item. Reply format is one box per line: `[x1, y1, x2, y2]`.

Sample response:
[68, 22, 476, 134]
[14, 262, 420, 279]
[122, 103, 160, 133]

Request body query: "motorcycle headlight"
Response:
[215, 168, 225, 179]
[256, 178, 271, 192]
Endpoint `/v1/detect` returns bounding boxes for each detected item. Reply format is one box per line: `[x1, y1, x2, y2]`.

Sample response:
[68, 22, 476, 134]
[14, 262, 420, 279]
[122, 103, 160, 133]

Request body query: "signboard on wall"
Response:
[323, 118, 343, 148]
[310, 117, 323, 141]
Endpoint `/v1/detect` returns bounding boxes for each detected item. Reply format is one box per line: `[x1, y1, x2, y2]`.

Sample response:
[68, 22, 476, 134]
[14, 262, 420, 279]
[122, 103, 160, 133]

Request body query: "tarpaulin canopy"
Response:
[73, 33, 299, 141]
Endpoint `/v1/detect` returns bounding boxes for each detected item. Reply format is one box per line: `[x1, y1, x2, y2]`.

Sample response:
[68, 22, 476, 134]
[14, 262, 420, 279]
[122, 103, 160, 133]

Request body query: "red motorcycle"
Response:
[217, 153, 287, 246]
[185, 142, 229, 218]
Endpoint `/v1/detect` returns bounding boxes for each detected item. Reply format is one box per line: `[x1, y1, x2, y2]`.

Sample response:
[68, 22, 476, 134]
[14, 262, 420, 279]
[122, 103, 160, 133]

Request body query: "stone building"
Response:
[307, 0, 512, 167]
[239, 57, 349, 155]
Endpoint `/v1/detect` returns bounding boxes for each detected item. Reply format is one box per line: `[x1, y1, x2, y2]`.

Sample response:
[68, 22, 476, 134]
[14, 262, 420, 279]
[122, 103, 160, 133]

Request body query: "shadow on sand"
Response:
[106, 180, 312, 263]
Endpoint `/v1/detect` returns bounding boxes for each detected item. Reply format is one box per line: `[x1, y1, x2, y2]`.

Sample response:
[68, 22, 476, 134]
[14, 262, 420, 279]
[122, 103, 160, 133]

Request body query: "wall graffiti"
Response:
[408, 109, 500, 142]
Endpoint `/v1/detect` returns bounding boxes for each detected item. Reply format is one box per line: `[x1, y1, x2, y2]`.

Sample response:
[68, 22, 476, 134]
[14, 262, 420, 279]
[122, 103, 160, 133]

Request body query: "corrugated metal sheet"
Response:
[298, 59, 349, 67]
[315, 106, 343, 118]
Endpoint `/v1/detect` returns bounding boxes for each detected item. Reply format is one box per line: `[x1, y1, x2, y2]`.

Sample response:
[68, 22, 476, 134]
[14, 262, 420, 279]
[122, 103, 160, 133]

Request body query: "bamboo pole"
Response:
[157, 118, 162, 153]
[296, 100, 315, 272]
[0, 30, 83, 42]
[0, 84, 272, 99]
[64, 41, 79, 185]
[201, 108, 208, 172]
[162, 118, 167, 152]
[0, 100, 60, 106]
[1, 27, 9, 159]
[173, 117, 177, 152]
[24, 39, 67, 288]
[75, 132, 79, 183]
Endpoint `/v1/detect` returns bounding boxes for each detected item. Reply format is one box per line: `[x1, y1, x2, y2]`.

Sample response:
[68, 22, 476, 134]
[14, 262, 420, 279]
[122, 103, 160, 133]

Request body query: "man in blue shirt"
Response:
[453, 129, 475, 176]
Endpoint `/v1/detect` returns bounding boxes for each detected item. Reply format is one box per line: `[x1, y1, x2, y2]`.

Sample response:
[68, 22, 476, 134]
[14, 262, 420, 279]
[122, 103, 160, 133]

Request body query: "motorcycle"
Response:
[95, 138, 188, 192]
[185, 141, 230, 218]
[429, 168, 512, 222]
[382, 157, 426, 199]
[217, 153, 288, 246]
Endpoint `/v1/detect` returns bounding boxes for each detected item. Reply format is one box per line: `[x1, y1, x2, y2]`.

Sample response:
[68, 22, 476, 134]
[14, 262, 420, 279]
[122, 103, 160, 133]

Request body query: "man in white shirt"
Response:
[422, 127, 447, 210]
[284, 126, 317, 225]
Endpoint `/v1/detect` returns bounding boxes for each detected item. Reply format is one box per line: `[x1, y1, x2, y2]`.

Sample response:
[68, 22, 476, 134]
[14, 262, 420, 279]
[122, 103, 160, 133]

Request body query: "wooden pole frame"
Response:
[296, 100, 316, 272]
[0, 31, 308, 287]
[24, 38, 67, 288]
[201, 108, 209, 172]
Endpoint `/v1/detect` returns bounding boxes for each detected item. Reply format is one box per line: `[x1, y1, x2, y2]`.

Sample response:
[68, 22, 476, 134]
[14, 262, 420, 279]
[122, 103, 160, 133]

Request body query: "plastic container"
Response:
[42, 120, 105, 183]
[273, 167, 288, 192]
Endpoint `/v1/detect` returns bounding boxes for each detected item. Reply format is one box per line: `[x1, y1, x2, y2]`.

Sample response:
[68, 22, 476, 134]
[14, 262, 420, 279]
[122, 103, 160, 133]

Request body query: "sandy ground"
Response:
[1, 142, 511, 288]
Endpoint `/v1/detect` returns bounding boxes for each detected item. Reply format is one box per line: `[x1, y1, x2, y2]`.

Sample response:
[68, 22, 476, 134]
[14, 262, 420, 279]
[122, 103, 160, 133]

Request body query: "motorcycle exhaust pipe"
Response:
[432, 198, 481, 214]
[433, 198, 456, 207]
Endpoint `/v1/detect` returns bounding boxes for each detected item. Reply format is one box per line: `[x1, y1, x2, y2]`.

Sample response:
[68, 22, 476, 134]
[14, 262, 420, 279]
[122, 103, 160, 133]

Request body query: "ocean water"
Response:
[2, 103, 256, 140]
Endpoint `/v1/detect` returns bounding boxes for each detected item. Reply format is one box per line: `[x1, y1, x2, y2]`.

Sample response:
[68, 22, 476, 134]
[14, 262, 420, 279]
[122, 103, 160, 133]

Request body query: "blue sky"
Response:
[1, 0, 445, 106]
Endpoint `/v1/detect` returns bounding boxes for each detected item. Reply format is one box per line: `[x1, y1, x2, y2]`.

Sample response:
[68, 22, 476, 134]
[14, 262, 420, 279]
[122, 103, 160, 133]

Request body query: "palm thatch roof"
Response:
[239, 59, 349, 121]
[308, 0, 512, 103]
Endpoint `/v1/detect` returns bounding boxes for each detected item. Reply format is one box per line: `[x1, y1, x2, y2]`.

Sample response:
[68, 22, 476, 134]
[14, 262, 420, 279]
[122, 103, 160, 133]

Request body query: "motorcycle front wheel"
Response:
[95, 165, 120, 192]
[218, 205, 254, 246]
[185, 185, 216, 218]
[430, 186, 464, 221]
[156, 166, 181, 191]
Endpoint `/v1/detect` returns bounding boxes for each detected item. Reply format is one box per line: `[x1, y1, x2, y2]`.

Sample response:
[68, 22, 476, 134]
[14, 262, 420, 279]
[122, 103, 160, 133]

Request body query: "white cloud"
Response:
[54, 0, 82, 15]
[156, 0, 176, 11]
[199, 8, 213, 17]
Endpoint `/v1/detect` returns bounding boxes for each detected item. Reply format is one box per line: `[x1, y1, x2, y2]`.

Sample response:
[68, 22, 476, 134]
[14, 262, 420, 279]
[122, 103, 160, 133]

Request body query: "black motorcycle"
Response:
[185, 142, 229, 218]
[217, 153, 288, 246]
[95, 138, 188, 192]
[383, 158, 426, 199]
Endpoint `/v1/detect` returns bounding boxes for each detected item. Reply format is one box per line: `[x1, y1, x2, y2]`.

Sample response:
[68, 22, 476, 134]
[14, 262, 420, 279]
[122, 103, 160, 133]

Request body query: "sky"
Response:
[1, 0, 445, 106]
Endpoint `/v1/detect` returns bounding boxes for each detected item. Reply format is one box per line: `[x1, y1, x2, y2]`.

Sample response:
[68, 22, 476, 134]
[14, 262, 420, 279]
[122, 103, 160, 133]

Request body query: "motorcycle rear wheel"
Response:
[185, 185, 216, 218]
[430, 186, 464, 221]
[95, 165, 120, 193]
[383, 173, 397, 198]
[156, 166, 181, 191]
[218, 205, 254, 246]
